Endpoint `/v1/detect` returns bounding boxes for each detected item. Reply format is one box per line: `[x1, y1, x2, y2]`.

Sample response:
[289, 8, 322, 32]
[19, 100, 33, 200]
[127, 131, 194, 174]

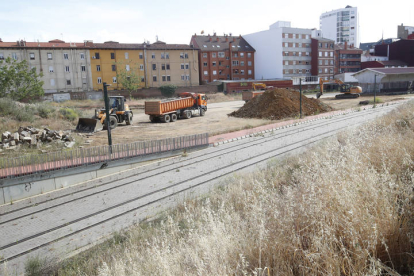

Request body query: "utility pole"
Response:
[374, 74, 377, 107]
[299, 78, 303, 119]
[103, 82, 113, 153]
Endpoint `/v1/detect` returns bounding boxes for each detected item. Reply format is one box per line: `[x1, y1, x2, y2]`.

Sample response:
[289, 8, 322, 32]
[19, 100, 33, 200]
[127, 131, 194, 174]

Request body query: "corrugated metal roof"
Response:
[353, 67, 414, 76]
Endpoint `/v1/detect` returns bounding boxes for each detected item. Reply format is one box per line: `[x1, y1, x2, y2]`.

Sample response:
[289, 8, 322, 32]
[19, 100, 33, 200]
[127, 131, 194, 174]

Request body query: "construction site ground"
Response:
[84, 93, 414, 147]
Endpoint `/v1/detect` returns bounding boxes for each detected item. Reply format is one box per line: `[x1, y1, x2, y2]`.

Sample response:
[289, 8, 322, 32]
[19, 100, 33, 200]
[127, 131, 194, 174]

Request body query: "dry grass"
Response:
[43, 102, 414, 275]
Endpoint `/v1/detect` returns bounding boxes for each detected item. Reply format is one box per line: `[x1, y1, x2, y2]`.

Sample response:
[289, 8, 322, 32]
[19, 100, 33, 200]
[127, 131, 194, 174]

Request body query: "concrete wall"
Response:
[244, 28, 283, 79]
[0, 145, 208, 205]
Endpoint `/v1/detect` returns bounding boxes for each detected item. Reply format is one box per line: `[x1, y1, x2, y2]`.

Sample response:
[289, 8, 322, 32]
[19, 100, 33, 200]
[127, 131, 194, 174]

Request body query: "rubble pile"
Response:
[0, 126, 75, 150]
[229, 88, 333, 120]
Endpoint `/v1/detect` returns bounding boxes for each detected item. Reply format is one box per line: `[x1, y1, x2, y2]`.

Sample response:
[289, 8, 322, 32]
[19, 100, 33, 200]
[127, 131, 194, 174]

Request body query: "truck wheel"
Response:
[171, 113, 177, 122]
[104, 116, 118, 129]
[200, 109, 205, 116]
[186, 111, 192, 119]
[149, 115, 156, 123]
[126, 113, 133, 125]
[164, 114, 171, 123]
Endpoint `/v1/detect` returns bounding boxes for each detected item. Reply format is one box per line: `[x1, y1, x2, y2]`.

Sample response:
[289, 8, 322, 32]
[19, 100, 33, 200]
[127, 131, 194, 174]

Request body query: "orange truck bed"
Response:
[145, 97, 194, 115]
[242, 91, 265, 101]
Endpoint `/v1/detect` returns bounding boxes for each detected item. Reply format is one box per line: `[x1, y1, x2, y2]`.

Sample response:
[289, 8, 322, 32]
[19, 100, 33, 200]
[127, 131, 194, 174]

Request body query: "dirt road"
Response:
[84, 93, 414, 147]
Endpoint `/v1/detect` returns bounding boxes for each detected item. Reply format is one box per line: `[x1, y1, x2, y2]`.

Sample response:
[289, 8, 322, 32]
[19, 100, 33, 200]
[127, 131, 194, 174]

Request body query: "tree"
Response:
[116, 62, 142, 99]
[159, 85, 177, 98]
[0, 57, 44, 101]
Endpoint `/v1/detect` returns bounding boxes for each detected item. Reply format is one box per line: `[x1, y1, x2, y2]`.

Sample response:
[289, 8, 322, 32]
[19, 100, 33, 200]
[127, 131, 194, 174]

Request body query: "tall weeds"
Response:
[62, 102, 414, 276]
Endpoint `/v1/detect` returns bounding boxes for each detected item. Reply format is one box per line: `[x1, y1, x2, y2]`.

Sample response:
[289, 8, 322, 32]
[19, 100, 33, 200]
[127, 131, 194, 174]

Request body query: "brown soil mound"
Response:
[229, 88, 333, 120]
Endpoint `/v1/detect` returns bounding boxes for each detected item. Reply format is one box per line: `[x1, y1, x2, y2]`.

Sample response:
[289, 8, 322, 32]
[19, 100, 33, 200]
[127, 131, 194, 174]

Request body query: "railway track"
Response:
[0, 103, 402, 274]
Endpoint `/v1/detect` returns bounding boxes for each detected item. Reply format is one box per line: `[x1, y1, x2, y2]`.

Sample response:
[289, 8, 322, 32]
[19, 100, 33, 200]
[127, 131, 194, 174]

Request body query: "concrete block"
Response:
[55, 171, 97, 189]
[0, 187, 4, 205]
[3, 178, 55, 204]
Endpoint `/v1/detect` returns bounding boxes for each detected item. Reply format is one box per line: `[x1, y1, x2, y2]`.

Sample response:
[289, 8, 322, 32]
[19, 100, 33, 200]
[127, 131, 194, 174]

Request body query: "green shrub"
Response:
[36, 104, 56, 119]
[0, 97, 17, 116]
[59, 108, 78, 121]
[25, 256, 45, 276]
[159, 85, 177, 98]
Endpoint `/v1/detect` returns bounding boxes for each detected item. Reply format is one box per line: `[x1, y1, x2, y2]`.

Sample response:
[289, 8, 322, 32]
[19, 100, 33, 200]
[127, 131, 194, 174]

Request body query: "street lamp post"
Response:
[299, 78, 303, 119]
[374, 74, 377, 107]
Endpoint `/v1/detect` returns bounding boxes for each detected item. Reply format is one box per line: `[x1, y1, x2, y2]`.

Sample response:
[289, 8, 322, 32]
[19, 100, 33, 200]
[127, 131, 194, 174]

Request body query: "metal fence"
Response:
[0, 133, 209, 179]
[360, 82, 410, 93]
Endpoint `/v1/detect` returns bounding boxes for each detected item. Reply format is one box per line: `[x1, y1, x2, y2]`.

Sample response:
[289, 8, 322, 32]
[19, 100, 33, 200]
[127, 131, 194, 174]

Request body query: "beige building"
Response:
[0, 39, 93, 93]
[144, 41, 199, 87]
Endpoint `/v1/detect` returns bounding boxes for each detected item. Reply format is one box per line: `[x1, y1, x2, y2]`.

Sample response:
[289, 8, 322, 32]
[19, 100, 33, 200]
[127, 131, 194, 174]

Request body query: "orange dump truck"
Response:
[242, 91, 265, 102]
[145, 92, 208, 123]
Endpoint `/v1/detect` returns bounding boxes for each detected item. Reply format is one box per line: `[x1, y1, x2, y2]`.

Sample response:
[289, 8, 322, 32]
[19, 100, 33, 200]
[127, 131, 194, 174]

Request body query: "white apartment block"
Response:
[320, 5, 359, 47]
[0, 40, 93, 93]
[244, 21, 321, 79]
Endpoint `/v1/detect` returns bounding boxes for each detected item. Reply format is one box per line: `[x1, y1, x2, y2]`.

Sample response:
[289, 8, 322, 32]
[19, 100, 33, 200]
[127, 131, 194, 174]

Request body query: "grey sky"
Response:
[1, 0, 413, 44]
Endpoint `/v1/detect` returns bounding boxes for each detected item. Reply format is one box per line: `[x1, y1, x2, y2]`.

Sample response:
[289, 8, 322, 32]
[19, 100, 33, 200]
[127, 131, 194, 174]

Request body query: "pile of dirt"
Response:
[229, 88, 333, 120]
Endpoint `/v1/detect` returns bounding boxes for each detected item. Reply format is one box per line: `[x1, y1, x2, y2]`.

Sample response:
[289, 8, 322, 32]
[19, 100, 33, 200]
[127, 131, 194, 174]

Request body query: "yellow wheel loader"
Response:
[76, 96, 133, 132]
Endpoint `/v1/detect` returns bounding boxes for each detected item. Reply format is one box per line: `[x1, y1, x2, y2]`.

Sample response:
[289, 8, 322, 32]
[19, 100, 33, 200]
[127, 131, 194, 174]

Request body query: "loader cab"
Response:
[109, 96, 125, 111]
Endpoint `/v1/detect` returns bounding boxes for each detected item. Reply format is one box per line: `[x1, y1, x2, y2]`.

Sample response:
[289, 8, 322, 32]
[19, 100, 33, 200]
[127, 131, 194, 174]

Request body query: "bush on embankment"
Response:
[55, 101, 414, 276]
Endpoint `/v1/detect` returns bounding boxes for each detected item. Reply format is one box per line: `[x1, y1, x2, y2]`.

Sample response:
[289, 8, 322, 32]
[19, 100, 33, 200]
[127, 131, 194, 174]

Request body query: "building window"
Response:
[65, 66, 70, 72]
[95, 53, 100, 59]
[140, 64, 144, 70]
[167, 75, 171, 81]
[218, 52, 225, 58]
[203, 53, 207, 58]
[284, 61, 289, 65]
[80, 53, 85, 60]
[240, 69, 245, 74]
[204, 71, 208, 75]
[162, 53, 166, 59]
[248, 70, 252, 75]
[213, 70, 217, 75]
[232, 60, 239, 66]
[330, 52, 333, 57]
[162, 75, 166, 82]
[64, 53, 69, 60]
[181, 75, 185, 80]
[67, 80, 71, 85]
[81, 65, 86, 72]
[306, 52, 310, 56]
[153, 76, 157, 81]
[247, 53, 251, 58]
[284, 42, 288, 47]
[111, 53, 115, 59]
[152, 53, 155, 59]
[96, 65, 101, 71]
[325, 52, 328, 57]
[50, 79, 55, 86]
[12, 53, 18, 60]
[180, 53, 184, 59]
[248, 61, 252, 66]
[125, 52, 129, 59]
[319, 60, 322, 65]
[203, 62, 207, 67]
[47, 53, 52, 60]
[112, 65, 116, 71]
[181, 64, 184, 69]
[319, 52, 322, 57]
[29, 53, 35, 60]
[325, 60, 329, 65]
[139, 53, 143, 59]
[98, 77, 102, 84]
[212, 61, 216, 66]
[212, 53, 217, 58]
[185, 63, 189, 69]
[234, 53, 238, 58]
[126, 65, 130, 71]
[141, 76, 145, 83]
[152, 64, 157, 70]
[241, 61, 245, 66]
[284, 33, 288, 38]
[113, 77, 117, 83]
[318, 69, 322, 73]
[49, 66, 54, 73]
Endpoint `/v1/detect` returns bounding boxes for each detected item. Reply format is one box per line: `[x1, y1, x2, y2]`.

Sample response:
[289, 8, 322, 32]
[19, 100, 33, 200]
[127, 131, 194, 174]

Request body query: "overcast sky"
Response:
[1, 0, 413, 45]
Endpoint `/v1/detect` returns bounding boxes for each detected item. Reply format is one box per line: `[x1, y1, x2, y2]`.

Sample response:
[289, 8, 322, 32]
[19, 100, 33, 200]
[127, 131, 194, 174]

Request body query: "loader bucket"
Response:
[76, 118, 103, 133]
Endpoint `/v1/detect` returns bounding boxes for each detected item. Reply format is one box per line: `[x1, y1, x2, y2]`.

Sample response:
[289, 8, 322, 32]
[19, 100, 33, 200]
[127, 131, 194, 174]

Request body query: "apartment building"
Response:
[375, 39, 414, 67]
[311, 37, 335, 80]
[144, 41, 199, 87]
[320, 6, 359, 47]
[190, 34, 255, 82]
[334, 42, 362, 74]
[89, 41, 146, 91]
[90, 41, 199, 90]
[244, 21, 321, 79]
[0, 39, 93, 93]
